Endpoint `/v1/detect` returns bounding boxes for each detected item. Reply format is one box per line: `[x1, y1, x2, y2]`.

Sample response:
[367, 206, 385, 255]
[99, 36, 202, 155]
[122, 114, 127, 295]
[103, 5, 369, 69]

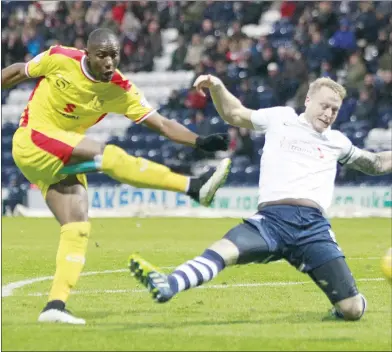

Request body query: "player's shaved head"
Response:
[87, 28, 119, 48]
[85, 28, 120, 82]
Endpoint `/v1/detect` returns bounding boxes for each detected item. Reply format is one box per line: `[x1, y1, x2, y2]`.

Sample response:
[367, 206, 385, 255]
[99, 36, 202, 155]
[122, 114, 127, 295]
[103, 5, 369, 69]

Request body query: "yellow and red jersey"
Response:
[21, 45, 155, 133]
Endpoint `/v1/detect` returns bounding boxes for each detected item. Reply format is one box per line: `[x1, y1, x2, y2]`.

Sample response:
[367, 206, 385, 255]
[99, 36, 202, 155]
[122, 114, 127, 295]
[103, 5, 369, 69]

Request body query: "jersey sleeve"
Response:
[25, 47, 57, 78]
[115, 83, 156, 124]
[335, 131, 362, 165]
[251, 106, 296, 133]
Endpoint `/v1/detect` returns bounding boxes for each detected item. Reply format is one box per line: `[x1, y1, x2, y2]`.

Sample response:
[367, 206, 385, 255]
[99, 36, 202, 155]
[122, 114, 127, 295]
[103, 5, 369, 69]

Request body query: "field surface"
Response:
[2, 217, 391, 351]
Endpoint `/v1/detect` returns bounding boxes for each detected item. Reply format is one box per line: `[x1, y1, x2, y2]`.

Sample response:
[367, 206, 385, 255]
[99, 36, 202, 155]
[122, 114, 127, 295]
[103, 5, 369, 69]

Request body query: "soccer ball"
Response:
[381, 248, 392, 282]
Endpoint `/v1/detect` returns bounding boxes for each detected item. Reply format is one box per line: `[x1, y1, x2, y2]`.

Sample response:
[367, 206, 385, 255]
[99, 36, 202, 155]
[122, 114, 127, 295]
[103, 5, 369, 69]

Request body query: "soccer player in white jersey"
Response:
[128, 75, 392, 321]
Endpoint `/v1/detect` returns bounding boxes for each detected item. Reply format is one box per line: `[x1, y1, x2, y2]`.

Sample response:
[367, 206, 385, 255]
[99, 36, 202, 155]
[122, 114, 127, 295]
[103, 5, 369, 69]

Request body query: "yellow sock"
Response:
[101, 145, 189, 192]
[48, 222, 91, 303]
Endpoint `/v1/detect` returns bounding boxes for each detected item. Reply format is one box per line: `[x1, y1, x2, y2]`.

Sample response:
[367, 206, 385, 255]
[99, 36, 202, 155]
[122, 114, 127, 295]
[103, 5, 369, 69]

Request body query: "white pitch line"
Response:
[1, 257, 383, 298]
[14, 278, 388, 298]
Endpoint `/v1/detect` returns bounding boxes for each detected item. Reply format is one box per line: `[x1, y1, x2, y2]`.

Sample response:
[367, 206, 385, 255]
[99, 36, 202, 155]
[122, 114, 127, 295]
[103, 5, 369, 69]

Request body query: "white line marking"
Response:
[20, 278, 386, 298]
[1, 257, 383, 298]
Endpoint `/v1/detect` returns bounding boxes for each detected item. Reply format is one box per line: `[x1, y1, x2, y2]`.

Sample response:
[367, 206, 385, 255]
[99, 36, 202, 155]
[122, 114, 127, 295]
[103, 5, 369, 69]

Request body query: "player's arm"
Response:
[193, 74, 254, 129]
[347, 149, 392, 175]
[1, 63, 29, 89]
[143, 111, 197, 146]
[144, 111, 229, 151]
[2, 49, 55, 90]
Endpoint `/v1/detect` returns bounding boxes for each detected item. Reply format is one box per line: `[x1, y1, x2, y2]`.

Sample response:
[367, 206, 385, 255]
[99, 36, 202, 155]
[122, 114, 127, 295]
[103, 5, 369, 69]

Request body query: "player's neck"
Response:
[84, 58, 99, 81]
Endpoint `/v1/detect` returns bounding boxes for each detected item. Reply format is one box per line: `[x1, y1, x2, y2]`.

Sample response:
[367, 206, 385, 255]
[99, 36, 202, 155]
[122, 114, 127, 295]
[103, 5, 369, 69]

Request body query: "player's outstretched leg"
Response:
[100, 145, 231, 207]
[308, 257, 367, 321]
[129, 222, 273, 303]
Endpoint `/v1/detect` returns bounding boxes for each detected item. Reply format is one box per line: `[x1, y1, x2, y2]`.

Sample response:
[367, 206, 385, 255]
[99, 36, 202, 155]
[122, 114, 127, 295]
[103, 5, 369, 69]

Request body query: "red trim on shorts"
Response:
[94, 113, 108, 125]
[110, 71, 132, 91]
[20, 77, 44, 127]
[49, 45, 84, 61]
[31, 130, 74, 164]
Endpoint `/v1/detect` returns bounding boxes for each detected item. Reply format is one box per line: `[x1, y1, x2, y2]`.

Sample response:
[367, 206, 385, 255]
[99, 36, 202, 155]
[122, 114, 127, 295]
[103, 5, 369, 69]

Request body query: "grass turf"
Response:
[2, 217, 391, 351]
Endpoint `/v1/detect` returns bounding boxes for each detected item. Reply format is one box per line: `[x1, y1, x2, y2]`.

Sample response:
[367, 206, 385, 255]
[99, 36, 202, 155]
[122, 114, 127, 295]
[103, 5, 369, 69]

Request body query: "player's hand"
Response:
[196, 133, 229, 152]
[193, 74, 223, 97]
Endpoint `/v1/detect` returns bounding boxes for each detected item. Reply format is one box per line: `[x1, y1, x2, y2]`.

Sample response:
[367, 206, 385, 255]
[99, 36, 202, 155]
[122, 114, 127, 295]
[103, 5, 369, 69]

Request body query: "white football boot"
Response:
[198, 158, 231, 207]
[38, 309, 86, 325]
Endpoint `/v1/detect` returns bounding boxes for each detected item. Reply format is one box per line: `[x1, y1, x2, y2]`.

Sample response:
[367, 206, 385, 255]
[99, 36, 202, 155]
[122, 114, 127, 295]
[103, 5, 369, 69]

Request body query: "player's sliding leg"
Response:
[70, 139, 231, 207]
[308, 257, 367, 321]
[129, 222, 273, 303]
[37, 176, 89, 325]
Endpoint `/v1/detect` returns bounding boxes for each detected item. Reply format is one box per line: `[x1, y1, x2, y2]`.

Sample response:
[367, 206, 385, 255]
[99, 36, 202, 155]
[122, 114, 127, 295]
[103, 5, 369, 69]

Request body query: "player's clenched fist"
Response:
[193, 75, 223, 97]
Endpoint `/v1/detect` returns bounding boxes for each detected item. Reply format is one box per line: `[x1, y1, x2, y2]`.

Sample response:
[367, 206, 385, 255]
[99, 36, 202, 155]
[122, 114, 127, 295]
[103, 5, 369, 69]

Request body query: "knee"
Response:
[335, 294, 367, 321]
[208, 238, 240, 266]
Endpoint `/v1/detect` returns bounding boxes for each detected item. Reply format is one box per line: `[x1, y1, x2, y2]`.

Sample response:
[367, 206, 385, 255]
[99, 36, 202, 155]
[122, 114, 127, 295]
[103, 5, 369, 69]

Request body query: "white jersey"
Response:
[251, 106, 361, 211]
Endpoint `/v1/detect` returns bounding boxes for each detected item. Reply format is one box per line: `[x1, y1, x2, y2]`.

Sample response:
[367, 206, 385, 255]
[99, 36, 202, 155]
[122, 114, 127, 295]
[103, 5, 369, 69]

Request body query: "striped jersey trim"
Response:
[339, 145, 355, 165]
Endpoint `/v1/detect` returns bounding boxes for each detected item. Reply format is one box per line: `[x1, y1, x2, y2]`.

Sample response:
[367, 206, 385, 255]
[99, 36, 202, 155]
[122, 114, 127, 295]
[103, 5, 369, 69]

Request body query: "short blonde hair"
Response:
[308, 77, 346, 100]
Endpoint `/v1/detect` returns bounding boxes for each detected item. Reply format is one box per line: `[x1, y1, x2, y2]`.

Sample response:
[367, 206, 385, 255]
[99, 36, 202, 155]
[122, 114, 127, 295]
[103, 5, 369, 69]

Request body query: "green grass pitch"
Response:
[2, 217, 391, 351]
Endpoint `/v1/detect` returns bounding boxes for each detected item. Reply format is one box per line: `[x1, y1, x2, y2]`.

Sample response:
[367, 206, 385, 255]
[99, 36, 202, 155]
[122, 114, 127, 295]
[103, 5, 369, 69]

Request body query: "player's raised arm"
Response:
[193, 74, 254, 129]
[1, 63, 29, 89]
[142, 111, 229, 152]
[346, 148, 392, 175]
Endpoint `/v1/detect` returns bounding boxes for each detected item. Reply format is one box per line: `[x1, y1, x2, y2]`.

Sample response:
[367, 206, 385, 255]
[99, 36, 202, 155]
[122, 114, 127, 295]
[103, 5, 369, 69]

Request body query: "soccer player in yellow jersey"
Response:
[1, 28, 231, 324]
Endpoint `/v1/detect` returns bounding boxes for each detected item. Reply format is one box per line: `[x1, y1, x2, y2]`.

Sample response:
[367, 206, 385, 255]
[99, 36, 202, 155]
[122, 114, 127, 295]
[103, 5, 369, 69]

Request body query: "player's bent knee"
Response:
[335, 294, 367, 321]
[208, 239, 240, 266]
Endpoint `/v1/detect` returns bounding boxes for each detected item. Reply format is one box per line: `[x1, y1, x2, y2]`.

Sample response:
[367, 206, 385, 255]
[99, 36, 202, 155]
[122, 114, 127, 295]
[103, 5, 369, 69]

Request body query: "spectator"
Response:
[209, 37, 229, 63]
[355, 1, 379, 44]
[111, 1, 127, 26]
[3, 31, 27, 67]
[307, 30, 332, 73]
[320, 60, 337, 80]
[313, 1, 339, 39]
[121, 8, 142, 34]
[145, 19, 162, 57]
[378, 69, 392, 105]
[200, 18, 214, 38]
[345, 51, 367, 93]
[184, 33, 205, 70]
[169, 35, 188, 71]
[249, 45, 275, 77]
[235, 128, 254, 161]
[69, 1, 86, 23]
[227, 20, 247, 42]
[238, 79, 259, 110]
[353, 89, 375, 124]
[129, 45, 154, 72]
[85, 1, 105, 27]
[329, 17, 357, 67]
[25, 27, 44, 57]
[265, 62, 286, 104]
[379, 45, 392, 71]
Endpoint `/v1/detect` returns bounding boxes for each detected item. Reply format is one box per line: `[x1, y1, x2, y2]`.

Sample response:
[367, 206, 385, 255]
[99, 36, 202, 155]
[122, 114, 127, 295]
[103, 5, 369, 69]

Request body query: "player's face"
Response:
[305, 86, 342, 133]
[87, 40, 120, 82]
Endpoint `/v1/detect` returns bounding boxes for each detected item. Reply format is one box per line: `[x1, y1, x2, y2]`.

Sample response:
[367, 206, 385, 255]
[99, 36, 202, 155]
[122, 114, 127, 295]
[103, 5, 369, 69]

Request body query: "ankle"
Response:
[186, 177, 201, 198]
[43, 300, 65, 312]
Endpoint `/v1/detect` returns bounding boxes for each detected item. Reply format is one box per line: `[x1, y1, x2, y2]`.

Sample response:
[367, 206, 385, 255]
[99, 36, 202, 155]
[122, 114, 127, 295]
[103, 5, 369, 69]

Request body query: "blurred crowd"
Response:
[2, 1, 392, 190]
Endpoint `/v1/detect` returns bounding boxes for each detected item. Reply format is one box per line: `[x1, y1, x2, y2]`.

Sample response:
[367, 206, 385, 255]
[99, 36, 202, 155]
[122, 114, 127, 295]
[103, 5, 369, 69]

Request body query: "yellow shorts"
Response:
[12, 126, 88, 198]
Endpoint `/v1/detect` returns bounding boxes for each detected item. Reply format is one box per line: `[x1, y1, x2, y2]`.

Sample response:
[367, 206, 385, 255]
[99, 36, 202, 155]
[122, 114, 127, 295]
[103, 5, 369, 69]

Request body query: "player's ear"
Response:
[304, 95, 310, 107]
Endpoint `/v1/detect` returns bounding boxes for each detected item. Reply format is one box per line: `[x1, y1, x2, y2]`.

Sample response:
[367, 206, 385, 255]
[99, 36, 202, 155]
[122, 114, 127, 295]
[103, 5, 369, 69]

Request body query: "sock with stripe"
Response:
[167, 249, 226, 294]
